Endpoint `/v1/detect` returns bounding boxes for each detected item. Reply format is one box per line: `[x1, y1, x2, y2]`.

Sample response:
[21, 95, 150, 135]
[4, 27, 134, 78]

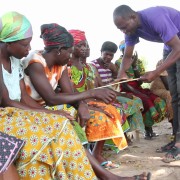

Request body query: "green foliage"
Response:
[141, 82, 150, 89]
[139, 56, 148, 71]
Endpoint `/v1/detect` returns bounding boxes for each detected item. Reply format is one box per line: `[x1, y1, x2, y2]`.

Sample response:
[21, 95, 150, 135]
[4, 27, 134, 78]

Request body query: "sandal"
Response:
[134, 172, 151, 180]
[156, 141, 175, 153]
[151, 132, 159, 137]
[100, 161, 120, 169]
[162, 146, 180, 163]
[144, 131, 152, 140]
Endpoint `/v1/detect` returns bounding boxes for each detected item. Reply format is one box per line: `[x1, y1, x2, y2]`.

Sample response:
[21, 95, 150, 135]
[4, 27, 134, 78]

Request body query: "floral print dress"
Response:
[0, 107, 97, 180]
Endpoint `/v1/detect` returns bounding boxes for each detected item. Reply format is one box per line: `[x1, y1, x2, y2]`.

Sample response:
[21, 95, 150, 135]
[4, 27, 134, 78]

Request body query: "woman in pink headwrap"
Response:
[68, 29, 152, 179]
[68, 29, 128, 167]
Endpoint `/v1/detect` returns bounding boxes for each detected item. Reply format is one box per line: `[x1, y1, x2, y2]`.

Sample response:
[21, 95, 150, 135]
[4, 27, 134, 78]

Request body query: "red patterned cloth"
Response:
[40, 23, 73, 50]
[68, 29, 86, 45]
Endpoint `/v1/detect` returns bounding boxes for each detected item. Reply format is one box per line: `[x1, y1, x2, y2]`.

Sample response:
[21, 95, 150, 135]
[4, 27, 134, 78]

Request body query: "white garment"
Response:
[2, 57, 24, 101]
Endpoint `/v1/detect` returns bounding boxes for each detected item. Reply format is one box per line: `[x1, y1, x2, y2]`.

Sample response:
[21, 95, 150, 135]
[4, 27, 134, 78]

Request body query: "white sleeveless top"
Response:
[2, 56, 24, 101]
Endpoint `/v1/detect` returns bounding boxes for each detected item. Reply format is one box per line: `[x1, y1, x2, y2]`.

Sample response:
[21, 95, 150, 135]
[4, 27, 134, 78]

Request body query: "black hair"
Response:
[101, 41, 118, 53]
[113, 5, 135, 19]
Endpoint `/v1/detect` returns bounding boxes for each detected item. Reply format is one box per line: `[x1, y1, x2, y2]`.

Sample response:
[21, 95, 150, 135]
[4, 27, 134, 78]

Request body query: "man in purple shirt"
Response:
[113, 5, 180, 163]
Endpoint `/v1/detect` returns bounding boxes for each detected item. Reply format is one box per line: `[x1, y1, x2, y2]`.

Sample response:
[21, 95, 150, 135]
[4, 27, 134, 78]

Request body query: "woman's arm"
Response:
[2, 78, 74, 119]
[117, 45, 134, 79]
[26, 63, 90, 105]
[59, 68, 75, 93]
[121, 83, 143, 95]
[108, 62, 118, 79]
[20, 79, 43, 108]
[27, 63, 117, 105]
[1, 81, 39, 110]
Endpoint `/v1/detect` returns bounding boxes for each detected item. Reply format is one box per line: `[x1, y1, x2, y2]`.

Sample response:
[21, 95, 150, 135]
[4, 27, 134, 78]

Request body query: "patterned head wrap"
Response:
[68, 30, 86, 45]
[0, 11, 33, 42]
[119, 40, 125, 51]
[40, 23, 74, 51]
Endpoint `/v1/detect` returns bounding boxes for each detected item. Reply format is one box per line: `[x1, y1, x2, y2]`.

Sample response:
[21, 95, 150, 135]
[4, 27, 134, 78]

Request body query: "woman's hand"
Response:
[78, 102, 90, 127]
[53, 110, 74, 120]
[90, 88, 117, 104]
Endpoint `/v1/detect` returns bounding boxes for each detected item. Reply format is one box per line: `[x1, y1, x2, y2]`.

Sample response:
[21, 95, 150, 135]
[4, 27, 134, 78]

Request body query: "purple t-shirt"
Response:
[125, 6, 180, 51]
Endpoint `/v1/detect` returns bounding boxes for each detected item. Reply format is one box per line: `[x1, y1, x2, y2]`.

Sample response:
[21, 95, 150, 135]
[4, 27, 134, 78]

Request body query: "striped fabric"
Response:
[91, 59, 113, 84]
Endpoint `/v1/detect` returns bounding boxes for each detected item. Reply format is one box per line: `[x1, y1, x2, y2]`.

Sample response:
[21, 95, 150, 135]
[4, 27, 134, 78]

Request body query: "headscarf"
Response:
[68, 30, 86, 45]
[0, 11, 33, 42]
[101, 41, 118, 53]
[40, 23, 73, 51]
[119, 40, 125, 51]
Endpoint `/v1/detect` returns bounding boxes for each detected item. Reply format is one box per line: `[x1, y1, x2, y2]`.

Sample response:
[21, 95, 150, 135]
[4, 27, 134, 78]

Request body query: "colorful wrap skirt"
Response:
[45, 104, 88, 145]
[86, 101, 128, 151]
[0, 107, 97, 180]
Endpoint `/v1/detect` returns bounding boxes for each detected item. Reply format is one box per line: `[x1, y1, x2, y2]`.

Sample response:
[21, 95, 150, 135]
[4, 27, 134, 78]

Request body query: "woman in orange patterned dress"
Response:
[68, 29, 128, 167]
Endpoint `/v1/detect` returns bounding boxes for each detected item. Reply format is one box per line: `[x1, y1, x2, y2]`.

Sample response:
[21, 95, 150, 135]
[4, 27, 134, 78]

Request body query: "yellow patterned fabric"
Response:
[46, 104, 88, 145]
[0, 107, 97, 180]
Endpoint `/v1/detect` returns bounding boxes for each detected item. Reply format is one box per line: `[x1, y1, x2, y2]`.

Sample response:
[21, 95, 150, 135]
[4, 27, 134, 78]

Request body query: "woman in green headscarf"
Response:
[0, 11, 97, 180]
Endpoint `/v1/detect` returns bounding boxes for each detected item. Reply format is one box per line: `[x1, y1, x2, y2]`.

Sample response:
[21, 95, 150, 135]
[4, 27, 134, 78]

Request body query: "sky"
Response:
[1, 0, 180, 70]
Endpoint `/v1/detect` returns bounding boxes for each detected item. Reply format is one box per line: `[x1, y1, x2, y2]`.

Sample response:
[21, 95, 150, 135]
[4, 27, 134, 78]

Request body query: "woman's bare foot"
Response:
[92, 150, 120, 169]
[109, 172, 151, 180]
[132, 172, 151, 180]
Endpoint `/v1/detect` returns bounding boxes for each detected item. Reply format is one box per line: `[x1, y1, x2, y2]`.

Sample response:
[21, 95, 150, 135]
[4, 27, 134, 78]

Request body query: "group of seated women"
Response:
[0, 11, 153, 180]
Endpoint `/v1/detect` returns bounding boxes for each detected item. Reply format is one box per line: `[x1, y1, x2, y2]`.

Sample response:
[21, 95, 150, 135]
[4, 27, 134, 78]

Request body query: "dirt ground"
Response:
[104, 119, 180, 180]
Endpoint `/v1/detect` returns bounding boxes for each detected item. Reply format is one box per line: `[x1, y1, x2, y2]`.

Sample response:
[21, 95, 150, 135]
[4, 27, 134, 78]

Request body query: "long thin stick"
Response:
[94, 78, 140, 89]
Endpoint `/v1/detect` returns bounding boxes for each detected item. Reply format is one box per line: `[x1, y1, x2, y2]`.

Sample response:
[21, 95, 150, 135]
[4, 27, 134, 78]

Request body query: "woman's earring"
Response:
[57, 52, 61, 56]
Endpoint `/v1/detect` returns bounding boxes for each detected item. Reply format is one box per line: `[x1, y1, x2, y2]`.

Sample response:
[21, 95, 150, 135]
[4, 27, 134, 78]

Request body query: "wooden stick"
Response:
[94, 78, 140, 89]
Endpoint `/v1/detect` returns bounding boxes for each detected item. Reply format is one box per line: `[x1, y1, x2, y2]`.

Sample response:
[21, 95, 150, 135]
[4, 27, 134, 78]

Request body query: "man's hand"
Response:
[140, 70, 159, 83]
